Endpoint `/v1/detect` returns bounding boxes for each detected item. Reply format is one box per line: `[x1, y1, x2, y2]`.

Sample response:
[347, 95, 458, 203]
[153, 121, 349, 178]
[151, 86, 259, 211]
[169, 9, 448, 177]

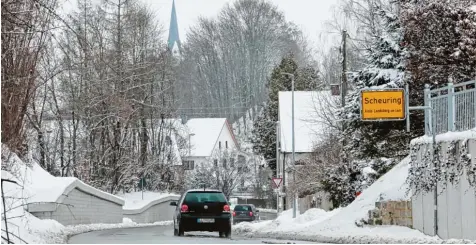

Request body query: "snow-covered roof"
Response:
[278, 91, 336, 153]
[186, 118, 237, 157]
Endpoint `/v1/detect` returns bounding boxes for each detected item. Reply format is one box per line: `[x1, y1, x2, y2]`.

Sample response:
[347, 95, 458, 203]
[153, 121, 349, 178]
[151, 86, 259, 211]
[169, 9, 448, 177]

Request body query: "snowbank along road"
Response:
[68, 225, 319, 244]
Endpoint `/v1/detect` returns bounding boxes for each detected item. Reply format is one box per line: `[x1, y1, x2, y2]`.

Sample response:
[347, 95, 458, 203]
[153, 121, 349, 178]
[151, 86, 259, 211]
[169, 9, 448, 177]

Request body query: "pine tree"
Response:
[340, 8, 411, 161]
[251, 54, 319, 172]
[401, 0, 476, 87]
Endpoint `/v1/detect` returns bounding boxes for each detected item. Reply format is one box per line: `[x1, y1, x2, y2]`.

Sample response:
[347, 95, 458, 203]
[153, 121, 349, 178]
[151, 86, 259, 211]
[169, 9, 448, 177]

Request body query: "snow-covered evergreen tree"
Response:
[340, 7, 411, 161]
[251, 54, 319, 171]
[401, 0, 476, 86]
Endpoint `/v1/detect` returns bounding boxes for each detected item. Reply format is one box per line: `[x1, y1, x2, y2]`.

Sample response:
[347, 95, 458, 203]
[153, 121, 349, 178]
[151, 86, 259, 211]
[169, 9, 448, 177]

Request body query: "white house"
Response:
[277, 90, 337, 212]
[181, 118, 240, 170]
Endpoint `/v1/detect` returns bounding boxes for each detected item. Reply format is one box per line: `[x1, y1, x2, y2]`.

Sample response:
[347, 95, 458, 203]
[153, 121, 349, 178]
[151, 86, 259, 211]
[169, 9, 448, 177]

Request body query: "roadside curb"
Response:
[47, 221, 173, 244]
[233, 229, 476, 244]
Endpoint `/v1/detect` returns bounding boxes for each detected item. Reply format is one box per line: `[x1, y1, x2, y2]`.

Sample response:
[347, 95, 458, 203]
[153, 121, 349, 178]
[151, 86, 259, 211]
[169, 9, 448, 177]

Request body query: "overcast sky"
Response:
[144, 0, 338, 45]
[60, 0, 340, 51]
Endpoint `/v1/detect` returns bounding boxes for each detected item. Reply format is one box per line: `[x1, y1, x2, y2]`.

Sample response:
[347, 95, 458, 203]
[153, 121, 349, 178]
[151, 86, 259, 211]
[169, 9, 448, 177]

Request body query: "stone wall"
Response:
[367, 200, 413, 228]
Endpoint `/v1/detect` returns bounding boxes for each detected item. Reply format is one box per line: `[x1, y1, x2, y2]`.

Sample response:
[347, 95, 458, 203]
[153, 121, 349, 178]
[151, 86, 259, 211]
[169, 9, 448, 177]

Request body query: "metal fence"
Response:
[425, 80, 476, 135]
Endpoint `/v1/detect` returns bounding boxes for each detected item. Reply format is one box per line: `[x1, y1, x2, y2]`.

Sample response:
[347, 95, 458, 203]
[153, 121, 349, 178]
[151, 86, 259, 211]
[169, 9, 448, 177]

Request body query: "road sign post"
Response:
[360, 88, 406, 121]
[272, 177, 283, 215]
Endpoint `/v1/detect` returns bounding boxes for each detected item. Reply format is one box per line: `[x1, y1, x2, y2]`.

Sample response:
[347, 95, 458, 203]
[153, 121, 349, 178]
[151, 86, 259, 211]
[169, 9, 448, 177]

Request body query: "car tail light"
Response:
[249, 211, 253, 216]
[223, 205, 230, 212]
[181, 204, 189, 213]
[232, 211, 236, 217]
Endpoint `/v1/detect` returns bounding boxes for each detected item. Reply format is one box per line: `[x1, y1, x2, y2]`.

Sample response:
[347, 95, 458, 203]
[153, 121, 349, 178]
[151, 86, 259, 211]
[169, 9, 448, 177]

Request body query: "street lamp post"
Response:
[281, 72, 297, 219]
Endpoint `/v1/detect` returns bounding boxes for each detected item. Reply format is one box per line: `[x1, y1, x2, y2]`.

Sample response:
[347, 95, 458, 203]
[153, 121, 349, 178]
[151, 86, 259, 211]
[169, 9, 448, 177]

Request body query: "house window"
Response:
[222, 159, 227, 168]
[230, 158, 235, 168]
[226, 141, 228, 148]
[182, 160, 195, 170]
[214, 159, 218, 167]
[219, 141, 222, 149]
[165, 136, 172, 146]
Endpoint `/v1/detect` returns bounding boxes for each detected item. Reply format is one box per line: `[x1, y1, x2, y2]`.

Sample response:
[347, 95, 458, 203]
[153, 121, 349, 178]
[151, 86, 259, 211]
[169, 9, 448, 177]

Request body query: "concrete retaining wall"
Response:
[123, 195, 180, 223]
[411, 138, 476, 240]
[28, 180, 124, 225]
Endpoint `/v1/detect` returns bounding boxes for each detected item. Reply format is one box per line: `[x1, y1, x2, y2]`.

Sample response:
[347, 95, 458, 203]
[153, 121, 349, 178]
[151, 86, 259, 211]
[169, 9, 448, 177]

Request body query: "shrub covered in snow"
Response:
[319, 157, 398, 208]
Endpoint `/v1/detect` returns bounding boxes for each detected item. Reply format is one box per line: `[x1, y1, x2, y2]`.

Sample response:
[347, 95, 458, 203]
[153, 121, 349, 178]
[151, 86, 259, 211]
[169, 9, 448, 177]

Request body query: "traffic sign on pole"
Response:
[360, 88, 406, 121]
[272, 177, 282, 189]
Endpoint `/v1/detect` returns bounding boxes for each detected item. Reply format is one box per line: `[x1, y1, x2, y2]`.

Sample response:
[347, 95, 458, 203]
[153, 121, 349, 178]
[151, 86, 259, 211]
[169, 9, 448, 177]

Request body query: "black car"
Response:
[232, 204, 260, 224]
[170, 189, 232, 238]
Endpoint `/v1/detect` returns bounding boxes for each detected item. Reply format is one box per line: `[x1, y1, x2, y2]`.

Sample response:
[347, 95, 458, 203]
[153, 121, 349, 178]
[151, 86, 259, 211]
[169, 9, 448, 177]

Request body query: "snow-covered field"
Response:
[233, 157, 475, 244]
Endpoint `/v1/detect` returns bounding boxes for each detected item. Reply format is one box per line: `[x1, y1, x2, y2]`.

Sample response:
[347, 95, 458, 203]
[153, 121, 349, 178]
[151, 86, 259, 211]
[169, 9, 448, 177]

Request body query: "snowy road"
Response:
[68, 225, 318, 244]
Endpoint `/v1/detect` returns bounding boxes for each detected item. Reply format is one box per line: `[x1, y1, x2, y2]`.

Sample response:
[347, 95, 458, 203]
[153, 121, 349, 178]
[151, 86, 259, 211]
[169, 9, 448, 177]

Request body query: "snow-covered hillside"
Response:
[0, 145, 172, 244]
[232, 157, 457, 243]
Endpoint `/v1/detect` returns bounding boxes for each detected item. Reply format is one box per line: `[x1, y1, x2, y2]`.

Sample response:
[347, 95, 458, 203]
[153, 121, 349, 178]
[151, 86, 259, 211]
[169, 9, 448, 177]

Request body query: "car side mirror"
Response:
[170, 201, 177, 206]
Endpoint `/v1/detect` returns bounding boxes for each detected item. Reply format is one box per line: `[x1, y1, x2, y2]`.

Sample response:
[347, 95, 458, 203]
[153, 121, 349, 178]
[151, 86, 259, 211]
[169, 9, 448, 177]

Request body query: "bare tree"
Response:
[24, 0, 182, 194]
[176, 0, 313, 124]
[1, 0, 59, 155]
[185, 149, 253, 198]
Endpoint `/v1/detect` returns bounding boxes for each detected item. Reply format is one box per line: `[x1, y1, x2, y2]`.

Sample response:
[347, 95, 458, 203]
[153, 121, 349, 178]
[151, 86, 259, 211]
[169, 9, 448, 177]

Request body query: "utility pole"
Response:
[341, 30, 348, 109]
[341, 30, 350, 174]
[275, 121, 280, 214]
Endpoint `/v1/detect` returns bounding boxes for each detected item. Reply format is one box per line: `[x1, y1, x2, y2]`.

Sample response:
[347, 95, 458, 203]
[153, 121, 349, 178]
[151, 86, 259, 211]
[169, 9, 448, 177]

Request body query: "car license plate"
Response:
[197, 218, 214, 223]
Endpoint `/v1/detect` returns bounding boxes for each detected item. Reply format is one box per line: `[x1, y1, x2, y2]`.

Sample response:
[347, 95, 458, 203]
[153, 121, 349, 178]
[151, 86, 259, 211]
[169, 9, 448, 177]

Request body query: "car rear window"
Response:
[184, 192, 227, 203]
[234, 205, 251, 211]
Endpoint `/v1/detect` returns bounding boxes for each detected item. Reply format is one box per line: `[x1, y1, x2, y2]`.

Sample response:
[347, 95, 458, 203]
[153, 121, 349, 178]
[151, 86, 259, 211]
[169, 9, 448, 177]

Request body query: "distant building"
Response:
[181, 118, 240, 169]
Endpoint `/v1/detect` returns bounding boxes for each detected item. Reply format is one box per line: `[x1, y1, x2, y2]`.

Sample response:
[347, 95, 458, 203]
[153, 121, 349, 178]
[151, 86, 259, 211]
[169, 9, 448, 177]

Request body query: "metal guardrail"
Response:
[425, 80, 476, 135]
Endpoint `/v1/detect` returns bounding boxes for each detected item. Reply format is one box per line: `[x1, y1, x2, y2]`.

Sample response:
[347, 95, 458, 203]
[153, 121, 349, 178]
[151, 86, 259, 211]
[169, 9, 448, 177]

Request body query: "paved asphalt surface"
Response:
[68, 225, 318, 244]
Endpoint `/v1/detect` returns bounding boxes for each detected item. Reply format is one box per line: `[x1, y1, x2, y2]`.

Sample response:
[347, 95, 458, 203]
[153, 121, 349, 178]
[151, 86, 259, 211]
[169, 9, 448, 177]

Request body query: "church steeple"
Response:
[168, 0, 182, 55]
